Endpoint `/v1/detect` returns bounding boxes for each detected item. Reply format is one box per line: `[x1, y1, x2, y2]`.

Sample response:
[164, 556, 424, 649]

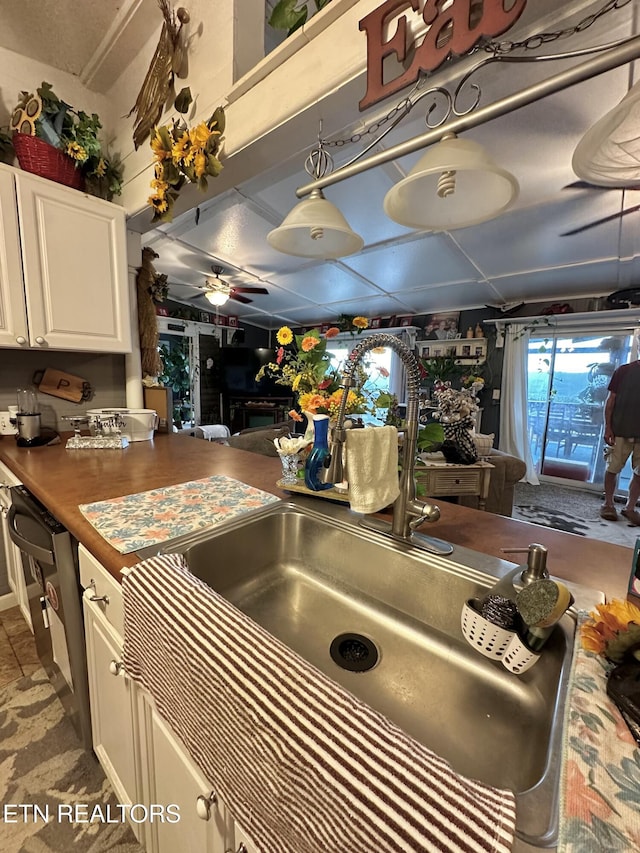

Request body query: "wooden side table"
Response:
[415, 460, 494, 511]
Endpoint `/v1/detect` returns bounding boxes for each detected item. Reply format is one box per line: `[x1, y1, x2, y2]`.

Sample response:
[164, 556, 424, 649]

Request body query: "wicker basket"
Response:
[12, 134, 83, 190]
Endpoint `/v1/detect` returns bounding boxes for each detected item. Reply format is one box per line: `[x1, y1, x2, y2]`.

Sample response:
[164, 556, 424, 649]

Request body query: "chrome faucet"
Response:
[323, 333, 454, 556]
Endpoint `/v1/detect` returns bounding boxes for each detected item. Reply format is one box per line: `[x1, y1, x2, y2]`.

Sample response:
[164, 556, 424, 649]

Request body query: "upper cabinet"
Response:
[0, 164, 131, 353]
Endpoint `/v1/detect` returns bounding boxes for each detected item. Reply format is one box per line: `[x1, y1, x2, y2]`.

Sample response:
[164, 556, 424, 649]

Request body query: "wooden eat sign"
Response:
[359, 0, 527, 111]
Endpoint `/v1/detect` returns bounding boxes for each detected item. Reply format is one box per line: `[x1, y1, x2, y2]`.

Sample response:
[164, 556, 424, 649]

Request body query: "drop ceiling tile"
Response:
[268, 263, 382, 302]
[487, 260, 622, 304]
[341, 232, 479, 288]
[452, 191, 624, 278]
[394, 281, 498, 314]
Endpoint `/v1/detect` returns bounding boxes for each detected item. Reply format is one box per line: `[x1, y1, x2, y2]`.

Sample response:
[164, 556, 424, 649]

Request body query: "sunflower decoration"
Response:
[581, 600, 640, 663]
[148, 106, 225, 223]
[255, 321, 390, 420]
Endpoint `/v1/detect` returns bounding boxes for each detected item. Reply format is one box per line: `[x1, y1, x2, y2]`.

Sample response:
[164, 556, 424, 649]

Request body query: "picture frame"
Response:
[228, 315, 239, 328]
[370, 317, 382, 329]
[421, 346, 430, 358]
[400, 316, 413, 327]
[156, 306, 169, 316]
[432, 347, 443, 356]
[199, 311, 211, 324]
[462, 345, 471, 357]
[217, 315, 228, 326]
[387, 315, 397, 328]
[423, 311, 461, 340]
[447, 345, 457, 356]
[454, 333, 462, 339]
[475, 346, 484, 356]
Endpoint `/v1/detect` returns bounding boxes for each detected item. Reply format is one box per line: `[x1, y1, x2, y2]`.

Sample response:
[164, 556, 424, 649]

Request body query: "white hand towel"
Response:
[345, 426, 400, 514]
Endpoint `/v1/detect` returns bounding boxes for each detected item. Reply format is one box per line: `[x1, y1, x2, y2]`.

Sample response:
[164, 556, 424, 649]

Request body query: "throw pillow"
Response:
[472, 432, 495, 458]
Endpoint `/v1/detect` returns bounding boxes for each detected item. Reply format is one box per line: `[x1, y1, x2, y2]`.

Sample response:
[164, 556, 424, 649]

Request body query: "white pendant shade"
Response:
[205, 289, 229, 306]
[267, 189, 364, 259]
[384, 135, 519, 231]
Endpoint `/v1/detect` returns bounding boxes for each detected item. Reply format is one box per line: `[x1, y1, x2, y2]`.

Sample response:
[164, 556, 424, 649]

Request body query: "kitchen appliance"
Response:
[16, 388, 41, 445]
[8, 485, 92, 749]
[86, 408, 158, 442]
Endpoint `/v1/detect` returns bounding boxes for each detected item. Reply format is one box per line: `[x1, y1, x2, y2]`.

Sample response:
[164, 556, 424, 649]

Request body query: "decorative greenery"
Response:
[418, 354, 465, 384]
[158, 340, 193, 428]
[336, 314, 369, 335]
[269, 0, 332, 36]
[148, 106, 225, 223]
[11, 82, 123, 200]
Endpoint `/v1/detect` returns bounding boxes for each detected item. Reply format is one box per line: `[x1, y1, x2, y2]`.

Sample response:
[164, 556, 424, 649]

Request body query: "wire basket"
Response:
[461, 600, 540, 674]
[12, 134, 83, 190]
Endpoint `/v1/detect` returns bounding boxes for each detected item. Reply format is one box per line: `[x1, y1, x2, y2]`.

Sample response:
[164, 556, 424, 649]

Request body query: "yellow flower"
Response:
[194, 150, 207, 178]
[301, 335, 320, 353]
[148, 194, 168, 213]
[151, 177, 169, 193]
[298, 392, 327, 413]
[353, 316, 369, 330]
[66, 141, 87, 161]
[291, 374, 302, 391]
[150, 132, 170, 161]
[189, 122, 213, 149]
[580, 599, 640, 659]
[172, 132, 191, 165]
[95, 158, 107, 177]
[277, 327, 293, 346]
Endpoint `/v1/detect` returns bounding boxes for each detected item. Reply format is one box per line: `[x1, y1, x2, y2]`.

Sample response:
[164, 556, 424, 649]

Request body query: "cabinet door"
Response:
[0, 169, 29, 347]
[15, 171, 131, 352]
[83, 592, 140, 825]
[140, 692, 233, 853]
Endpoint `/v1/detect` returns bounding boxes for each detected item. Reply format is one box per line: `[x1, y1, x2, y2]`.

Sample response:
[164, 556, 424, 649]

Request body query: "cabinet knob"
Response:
[35, 336, 46, 345]
[15, 336, 26, 345]
[195, 790, 217, 821]
[109, 660, 124, 676]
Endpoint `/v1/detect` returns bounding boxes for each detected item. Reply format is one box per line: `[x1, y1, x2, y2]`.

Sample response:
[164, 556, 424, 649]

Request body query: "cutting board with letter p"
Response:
[33, 368, 92, 403]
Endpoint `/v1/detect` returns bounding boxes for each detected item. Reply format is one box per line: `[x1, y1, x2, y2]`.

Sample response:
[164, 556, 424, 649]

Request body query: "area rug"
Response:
[0, 668, 143, 853]
[513, 482, 640, 549]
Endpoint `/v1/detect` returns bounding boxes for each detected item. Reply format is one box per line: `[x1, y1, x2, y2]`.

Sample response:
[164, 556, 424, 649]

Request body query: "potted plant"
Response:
[9, 82, 123, 200]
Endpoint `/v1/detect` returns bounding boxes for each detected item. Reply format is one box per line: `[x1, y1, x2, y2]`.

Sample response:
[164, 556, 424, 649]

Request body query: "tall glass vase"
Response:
[304, 414, 333, 491]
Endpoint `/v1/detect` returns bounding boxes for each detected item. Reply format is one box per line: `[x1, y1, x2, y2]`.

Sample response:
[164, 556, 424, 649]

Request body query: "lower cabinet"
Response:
[0, 463, 32, 628]
[79, 546, 259, 853]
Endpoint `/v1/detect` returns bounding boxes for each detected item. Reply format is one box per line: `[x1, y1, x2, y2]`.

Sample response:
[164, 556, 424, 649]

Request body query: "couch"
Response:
[457, 448, 527, 517]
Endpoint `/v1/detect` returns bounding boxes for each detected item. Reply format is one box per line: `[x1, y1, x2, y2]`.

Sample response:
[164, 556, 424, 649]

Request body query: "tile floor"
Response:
[0, 605, 39, 687]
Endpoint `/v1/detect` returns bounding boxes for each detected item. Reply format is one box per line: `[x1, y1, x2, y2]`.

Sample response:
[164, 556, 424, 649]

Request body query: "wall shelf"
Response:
[417, 337, 487, 364]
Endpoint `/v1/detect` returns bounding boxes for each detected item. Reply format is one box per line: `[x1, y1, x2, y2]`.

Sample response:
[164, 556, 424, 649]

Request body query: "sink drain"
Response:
[330, 633, 379, 673]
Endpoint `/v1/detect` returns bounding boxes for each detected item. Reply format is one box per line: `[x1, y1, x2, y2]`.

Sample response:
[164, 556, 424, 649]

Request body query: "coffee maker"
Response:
[15, 388, 58, 447]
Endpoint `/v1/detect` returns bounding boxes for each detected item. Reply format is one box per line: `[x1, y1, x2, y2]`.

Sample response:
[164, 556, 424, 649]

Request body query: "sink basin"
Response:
[148, 499, 578, 848]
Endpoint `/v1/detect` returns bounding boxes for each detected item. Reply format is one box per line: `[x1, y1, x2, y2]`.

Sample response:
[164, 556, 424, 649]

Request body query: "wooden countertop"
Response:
[0, 433, 633, 600]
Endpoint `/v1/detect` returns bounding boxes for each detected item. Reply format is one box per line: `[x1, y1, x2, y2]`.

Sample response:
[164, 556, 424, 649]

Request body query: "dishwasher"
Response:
[8, 485, 92, 750]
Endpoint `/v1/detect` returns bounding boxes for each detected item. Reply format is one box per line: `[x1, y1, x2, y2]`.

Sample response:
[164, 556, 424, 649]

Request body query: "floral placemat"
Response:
[559, 612, 640, 851]
[79, 476, 280, 553]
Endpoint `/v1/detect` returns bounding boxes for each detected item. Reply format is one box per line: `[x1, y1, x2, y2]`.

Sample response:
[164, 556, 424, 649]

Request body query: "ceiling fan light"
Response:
[205, 289, 229, 307]
[383, 134, 519, 231]
[267, 188, 364, 259]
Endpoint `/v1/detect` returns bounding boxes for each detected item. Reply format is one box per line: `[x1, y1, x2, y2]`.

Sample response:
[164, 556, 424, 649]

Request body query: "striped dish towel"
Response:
[123, 555, 516, 853]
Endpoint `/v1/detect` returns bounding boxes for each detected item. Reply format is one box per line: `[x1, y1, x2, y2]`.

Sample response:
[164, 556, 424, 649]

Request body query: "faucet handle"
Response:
[500, 543, 549, 585]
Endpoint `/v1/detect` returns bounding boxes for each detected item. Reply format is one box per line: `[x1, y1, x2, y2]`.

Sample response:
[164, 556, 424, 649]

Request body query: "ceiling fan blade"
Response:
[562, 180, 617, 192]
[230, 292, 252, 304]
[232, 286, 269, 295]
[560, 205, 639, 237]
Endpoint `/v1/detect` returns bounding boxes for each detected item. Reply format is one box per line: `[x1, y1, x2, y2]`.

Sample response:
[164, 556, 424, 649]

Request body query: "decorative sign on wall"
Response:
[359, 0, 527, 111]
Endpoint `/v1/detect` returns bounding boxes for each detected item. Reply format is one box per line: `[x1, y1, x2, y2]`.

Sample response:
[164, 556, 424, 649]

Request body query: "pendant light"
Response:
[267, 133, 363, 259]
[383, 133, 519, 231]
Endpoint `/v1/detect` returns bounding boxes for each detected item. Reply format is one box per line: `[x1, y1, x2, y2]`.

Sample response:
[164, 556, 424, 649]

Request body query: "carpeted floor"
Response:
[513, 482, 640, 548]
[0, 668, 143, 853]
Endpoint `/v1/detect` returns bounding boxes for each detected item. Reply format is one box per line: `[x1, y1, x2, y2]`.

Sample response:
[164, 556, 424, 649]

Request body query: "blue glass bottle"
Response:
[304, 414, 333, 491]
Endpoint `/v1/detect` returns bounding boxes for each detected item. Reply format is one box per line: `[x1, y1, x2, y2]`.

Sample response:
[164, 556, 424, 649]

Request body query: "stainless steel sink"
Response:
[147, 498, 584, 849]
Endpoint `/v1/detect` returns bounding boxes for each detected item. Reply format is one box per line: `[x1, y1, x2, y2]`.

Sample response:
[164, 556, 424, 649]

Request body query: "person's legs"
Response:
[622, 444, 640, 525]
[601, 438, 630, 519]
[624, 472, 640, 512]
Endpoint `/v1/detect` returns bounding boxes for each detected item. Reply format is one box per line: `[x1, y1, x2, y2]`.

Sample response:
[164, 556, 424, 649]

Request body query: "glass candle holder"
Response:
[278, 452, 300, 485]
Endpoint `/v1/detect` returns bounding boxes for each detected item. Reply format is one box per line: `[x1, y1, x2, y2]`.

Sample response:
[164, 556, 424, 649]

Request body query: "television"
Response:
[220, 347, 282, 395]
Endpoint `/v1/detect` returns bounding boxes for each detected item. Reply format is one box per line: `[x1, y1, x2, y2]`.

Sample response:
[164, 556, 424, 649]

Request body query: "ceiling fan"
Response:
[189, 266, 269, 306]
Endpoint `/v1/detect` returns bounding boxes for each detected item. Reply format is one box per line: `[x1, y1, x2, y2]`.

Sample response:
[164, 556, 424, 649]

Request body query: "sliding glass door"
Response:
[527, 331, 634, 492]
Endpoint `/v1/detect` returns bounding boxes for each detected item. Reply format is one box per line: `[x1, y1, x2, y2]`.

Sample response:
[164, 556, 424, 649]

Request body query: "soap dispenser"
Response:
[482, 543, 549, 604]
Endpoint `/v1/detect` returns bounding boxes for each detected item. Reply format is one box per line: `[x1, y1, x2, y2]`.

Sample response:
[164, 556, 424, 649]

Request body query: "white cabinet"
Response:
[0, 163, 131, 352]
[79, 545, 235, 853]
[82, 589, 141, 834]
[0, 461, 31, 628]
[138, 691, 233, 853]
